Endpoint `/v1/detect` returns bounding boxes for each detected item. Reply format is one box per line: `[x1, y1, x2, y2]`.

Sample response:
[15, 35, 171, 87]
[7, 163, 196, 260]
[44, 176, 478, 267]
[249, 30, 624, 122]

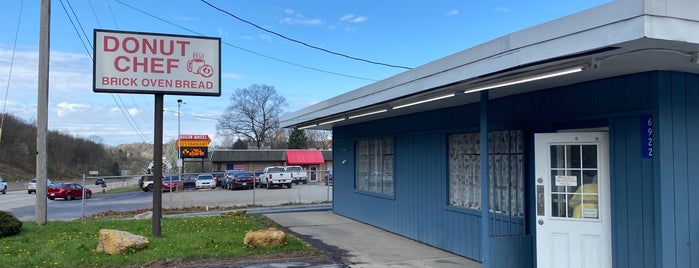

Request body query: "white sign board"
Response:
[554, 175, 578, 187]
[93, 29, 221, 96]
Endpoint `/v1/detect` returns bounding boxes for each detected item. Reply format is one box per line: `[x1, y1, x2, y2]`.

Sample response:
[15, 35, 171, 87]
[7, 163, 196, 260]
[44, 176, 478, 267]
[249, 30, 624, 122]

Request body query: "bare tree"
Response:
[306, 129, 332, 149]
[217, 84, 287, 149]
[269, 128, 289, 149]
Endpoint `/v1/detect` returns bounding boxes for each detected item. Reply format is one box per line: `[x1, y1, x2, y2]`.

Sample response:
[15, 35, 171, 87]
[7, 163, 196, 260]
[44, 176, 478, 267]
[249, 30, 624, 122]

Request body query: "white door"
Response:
[535, 132, 611, 268]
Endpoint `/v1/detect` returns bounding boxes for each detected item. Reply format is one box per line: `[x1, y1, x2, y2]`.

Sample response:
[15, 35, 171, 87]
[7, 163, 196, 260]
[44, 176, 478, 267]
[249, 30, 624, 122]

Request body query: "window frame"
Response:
[354, 138, 395, 197]
[447, 130, 525, 218]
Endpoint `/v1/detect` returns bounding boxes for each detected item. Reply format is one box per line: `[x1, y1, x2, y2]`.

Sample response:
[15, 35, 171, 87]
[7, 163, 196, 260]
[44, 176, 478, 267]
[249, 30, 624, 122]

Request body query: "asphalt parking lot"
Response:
[1, 181, 334, 220]
[156, 182, 334, 209]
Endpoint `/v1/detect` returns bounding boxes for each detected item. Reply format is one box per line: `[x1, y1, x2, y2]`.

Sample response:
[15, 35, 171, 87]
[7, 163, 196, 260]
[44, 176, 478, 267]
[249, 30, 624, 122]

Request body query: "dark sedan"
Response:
[47, 183, 92, 200]
[226, 171, 255, 190]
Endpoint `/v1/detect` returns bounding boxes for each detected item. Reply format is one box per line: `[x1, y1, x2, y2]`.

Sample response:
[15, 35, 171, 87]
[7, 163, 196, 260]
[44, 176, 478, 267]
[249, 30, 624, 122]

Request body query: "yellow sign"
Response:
[178, 140, 210, 147]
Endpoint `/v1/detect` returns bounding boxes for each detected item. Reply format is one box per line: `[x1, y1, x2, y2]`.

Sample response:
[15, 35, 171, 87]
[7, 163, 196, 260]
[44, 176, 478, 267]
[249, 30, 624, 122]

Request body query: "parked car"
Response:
[28, 178, 53, 194]
[181, 175, 196, 190]
[162, 175, 182, 192]
[138, 175, 154, 192]
[211, 171, 226, 187]
[47, 182, 92, 200]
[220, 170, 240, 189]
[226, 171, 255, 190]
[95, 178, 106, 187]
[324, 169, 333, 186]
[195, 174, 216, 189]
[0, 177, 7, 194]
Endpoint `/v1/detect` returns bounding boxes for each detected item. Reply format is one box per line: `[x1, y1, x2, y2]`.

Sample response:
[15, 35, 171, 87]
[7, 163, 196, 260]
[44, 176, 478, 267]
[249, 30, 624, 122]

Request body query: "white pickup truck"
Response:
[259, 166, 293, 189]
[285, 166, 308, 185]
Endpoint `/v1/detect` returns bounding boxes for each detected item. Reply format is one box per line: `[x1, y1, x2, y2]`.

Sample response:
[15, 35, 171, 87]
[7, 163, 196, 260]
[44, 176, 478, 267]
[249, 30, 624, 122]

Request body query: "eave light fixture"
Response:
[393, 93, 456, 109]
[464, 66, 584, 94]
[318, 118, 346, 126]
[297, 124, 316, 130]
[349, 109, 388, 119]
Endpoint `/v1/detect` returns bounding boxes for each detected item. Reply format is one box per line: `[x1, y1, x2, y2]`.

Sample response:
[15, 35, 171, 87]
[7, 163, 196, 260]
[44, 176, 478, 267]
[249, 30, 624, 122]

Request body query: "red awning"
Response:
[286, 150, 325, 165]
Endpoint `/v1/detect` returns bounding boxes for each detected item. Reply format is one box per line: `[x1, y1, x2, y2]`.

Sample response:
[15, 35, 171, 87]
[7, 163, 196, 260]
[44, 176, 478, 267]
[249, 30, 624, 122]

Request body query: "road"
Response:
[1, 183, 334, 221]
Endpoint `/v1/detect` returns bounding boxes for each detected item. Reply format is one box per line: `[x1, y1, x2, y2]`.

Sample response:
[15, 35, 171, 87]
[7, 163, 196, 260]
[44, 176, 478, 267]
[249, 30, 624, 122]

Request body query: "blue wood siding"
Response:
[656, 72, 699, 268]
[610, 116, 656, 268]
[332, 71, 698, 267]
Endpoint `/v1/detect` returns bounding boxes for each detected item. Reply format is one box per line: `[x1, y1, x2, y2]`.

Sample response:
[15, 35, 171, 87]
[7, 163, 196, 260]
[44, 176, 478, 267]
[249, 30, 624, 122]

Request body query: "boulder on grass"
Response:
[133, 211, 153, 220]
[96, 229, 149, 255]
[243, 228, 286, 247]
[221, 209, 246, 218]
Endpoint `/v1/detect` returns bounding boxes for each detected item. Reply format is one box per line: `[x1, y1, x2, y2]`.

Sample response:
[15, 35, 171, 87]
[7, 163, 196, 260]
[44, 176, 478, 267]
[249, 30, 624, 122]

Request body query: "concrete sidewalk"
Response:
[265, 211, 482, 268]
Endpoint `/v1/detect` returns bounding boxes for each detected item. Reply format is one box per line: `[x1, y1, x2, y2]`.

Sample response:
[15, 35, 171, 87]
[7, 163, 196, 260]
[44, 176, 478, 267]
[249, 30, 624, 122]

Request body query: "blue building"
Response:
[281, 0, 699, 267]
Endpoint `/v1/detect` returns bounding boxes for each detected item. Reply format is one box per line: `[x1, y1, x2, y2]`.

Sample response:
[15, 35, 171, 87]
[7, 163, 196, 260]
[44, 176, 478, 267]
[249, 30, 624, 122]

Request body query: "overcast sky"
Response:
[0, 0, 611, 146]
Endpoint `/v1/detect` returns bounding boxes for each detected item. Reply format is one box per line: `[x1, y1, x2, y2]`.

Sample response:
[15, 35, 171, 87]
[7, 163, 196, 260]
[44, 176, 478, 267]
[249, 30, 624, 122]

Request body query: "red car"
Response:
[47, 183, 92, 200]
[162, 175, 182, 192]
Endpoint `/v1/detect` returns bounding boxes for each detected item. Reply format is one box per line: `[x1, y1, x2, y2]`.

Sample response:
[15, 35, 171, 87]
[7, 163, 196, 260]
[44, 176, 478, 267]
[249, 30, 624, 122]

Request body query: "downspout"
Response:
[480, 91, 491, 267]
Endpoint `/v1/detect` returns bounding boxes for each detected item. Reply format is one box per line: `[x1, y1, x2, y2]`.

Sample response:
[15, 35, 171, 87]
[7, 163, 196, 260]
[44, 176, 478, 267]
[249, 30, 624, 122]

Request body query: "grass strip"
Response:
[0, 214, 309, 267]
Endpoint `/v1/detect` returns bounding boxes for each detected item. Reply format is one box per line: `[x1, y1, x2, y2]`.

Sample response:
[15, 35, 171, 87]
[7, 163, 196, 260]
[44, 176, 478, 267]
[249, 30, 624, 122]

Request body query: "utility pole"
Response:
[36, 0, 50, 225]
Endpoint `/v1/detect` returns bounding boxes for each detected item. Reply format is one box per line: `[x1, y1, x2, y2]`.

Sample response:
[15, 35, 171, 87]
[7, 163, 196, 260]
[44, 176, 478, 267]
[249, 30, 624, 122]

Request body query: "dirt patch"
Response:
[137, 249, 334, 267]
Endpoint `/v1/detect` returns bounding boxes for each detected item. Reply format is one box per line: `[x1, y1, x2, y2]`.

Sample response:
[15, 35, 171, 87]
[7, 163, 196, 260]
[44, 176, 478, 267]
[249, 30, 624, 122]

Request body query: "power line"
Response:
[64, 0, 93, 48]
[111, 93, 151, 142]
[105, 0, 120, 29]
[58, 0, 150, 143]
[57, 0, 93, 60]
[113, 0, 380, 82]
[199, 0, 413, 70]
[1, 0, 25, 143]
[88, 0, 154, 136]
[87, 0, 102, 27]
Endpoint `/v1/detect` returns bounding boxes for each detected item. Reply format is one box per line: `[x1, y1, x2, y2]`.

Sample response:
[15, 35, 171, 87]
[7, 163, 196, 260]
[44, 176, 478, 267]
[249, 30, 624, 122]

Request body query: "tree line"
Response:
[0, 84, 331, 181]
[216, 84, 331, 150]
[0, 114, 150, 181]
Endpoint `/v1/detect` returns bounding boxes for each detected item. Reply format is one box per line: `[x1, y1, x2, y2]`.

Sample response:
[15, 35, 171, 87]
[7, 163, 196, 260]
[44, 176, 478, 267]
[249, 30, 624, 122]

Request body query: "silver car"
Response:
[28, 178, 53, 194]
[195, 174, 216, 189]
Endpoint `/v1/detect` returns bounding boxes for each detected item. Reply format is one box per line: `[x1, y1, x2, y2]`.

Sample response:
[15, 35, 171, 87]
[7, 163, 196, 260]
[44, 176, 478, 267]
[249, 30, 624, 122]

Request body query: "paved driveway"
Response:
[3, 183, 333, 221]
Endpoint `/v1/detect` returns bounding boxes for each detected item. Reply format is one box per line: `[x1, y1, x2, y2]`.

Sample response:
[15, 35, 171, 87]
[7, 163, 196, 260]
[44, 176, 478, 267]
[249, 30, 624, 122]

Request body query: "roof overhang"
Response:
[281, 0, 699, 129]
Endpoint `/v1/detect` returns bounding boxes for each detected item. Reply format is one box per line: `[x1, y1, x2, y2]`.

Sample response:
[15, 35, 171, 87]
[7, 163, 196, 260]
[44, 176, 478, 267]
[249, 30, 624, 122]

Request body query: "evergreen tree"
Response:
[232, 138, 248, 149]
[288, 128, 308, 149]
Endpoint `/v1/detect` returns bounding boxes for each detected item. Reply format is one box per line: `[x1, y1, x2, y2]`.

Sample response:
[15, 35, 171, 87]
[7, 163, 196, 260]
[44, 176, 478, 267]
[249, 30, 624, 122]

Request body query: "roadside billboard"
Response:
[93, 29, 221, 96]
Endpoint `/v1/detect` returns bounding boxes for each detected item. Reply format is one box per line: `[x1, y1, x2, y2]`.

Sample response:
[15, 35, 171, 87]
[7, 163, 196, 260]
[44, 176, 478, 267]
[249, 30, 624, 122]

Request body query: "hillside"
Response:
[0, 114, 152, 182]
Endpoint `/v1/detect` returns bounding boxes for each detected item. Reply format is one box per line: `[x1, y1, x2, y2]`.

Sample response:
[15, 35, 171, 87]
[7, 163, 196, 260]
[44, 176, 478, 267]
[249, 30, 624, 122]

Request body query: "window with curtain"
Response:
[448, 130, 524, 217]
[355, 138, 394, 196]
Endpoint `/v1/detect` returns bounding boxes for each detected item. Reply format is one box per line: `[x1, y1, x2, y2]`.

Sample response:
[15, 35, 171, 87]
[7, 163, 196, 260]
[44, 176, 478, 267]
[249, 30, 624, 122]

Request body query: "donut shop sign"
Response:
[93, 29, 220, 96]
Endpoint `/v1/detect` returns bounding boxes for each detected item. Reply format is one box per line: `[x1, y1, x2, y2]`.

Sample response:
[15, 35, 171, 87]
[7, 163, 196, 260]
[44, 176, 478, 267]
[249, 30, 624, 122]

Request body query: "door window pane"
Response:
[549, 144, 600, 219]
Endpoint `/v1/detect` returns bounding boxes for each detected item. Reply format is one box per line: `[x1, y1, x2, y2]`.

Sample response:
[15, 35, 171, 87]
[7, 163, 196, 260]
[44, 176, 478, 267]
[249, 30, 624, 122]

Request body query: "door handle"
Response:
[536, 185, 545, 216]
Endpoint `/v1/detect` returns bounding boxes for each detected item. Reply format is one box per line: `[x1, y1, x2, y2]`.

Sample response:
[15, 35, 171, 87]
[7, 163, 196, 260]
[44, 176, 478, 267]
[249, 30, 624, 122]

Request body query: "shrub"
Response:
[0, 210, 22, 237]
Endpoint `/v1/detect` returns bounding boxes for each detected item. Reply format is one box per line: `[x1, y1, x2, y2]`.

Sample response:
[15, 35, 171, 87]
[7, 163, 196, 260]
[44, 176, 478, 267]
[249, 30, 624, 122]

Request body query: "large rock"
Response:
[133, 211, 153, 220]
[96, 229, 149, 255]
[243, 228, 286, 247]
[221, 209, 246, 218]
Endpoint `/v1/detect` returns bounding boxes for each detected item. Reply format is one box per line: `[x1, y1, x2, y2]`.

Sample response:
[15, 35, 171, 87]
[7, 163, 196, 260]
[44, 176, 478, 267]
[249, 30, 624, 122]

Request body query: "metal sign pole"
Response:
[153, 94, 164, 238]
[81, 173, 86, 219]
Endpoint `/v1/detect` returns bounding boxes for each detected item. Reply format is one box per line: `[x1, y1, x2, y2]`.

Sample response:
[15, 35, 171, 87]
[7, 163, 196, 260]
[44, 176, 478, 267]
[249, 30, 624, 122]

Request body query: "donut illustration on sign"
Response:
[187, 52, 214, 78]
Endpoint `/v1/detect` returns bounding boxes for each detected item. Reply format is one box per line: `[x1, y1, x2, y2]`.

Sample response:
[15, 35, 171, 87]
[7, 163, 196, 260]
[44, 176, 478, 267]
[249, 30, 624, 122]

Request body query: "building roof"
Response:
[209, 149, 332, 163]
[280, 0, 699, 129]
